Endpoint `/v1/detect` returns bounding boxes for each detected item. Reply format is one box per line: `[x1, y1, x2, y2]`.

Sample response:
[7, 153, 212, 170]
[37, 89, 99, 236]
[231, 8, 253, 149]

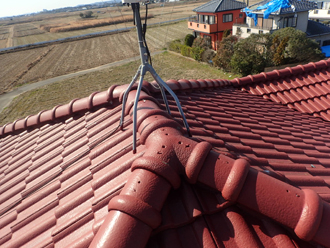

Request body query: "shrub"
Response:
[201, 48, 215, 63]
[169, 38, 205, 62]
[184, 34, 195, 47]
[180, 45, 193, 57]
[191, 46, 204, 61]
[230, 34, 269, 76]
[223, 29, 231, 38]
[213, 35, 238, 71]
[168, 39, 182, 53]
[192, 37, 212, 49]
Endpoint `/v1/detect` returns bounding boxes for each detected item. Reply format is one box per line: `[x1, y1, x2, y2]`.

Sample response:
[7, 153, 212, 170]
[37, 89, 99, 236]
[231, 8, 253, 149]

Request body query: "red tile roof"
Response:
[232, 60, 330, 121]
[1, 60, 330, 247]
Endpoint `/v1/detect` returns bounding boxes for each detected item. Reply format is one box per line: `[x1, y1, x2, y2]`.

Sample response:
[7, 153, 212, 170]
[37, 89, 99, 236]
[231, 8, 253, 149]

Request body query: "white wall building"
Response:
[232, 0, 315, 38]
[309, 0, 330, 20]
[232, 0, 330, 46]
[233, 11, 309, 38]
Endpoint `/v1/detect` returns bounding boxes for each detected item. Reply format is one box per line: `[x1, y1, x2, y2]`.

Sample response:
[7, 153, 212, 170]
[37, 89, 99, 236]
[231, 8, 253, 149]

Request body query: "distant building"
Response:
[232, 0, 316, 38]
[309, 0, 330, 20]
[231, 0, 330, 47]
[188, 0, 246, 50]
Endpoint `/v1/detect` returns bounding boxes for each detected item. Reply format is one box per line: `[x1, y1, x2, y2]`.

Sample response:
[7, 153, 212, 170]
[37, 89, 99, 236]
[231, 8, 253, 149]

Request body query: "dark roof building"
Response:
[246, 0, 317, 15]
[193, 0, 247, 13]
[306, 20, 330, 36]
[232, 0, 327, 45]
[1, 59, 330, 247]
[188, 0, 247, 50]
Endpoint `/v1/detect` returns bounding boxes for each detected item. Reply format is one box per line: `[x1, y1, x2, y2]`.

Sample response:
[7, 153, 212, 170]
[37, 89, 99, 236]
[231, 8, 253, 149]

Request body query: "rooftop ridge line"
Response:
[231, 59, 330, 87]
[0, 79, 231, 138]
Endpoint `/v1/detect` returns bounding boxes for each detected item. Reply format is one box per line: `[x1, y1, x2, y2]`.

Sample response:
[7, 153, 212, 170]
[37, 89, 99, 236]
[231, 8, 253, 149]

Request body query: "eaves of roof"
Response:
[306, 20, 330, 36]
[1, 59, 330, 247]
[193, 0, 247, 13]
[231, 59, 330, 122]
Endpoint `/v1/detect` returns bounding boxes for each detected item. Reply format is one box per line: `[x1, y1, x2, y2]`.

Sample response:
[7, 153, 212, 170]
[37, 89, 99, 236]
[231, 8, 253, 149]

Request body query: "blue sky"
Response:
[0, 1, 102, 18]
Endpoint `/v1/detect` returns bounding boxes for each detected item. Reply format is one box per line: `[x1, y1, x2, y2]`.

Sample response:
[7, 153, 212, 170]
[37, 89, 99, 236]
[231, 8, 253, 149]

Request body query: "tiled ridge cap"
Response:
[241, 74, 330, 104]
[90, 88, 330, 247]
[231, 59, 330, 87]
[0, 79, 231, 137]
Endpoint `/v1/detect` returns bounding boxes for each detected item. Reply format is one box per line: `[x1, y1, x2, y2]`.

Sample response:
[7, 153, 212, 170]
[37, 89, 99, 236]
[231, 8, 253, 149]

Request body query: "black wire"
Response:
[143, 4, 152, 66]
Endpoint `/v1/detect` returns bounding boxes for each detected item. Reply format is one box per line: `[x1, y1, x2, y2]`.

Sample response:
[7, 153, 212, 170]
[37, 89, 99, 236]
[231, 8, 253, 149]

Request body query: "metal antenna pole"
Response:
[120, 3, 191, 153]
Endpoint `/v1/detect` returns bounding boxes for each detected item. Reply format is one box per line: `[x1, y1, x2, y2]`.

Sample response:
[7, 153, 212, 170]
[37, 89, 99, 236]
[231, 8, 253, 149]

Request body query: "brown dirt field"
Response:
[0, 46, 50, 92]
[0, 27, 9, 49]
[42, 14, 153, 33]
[0, 40, 7, 49]
[7, 1, 204, 46]
[6, 26, 14, 48]
[0, 21, 190, 94]
[0, 27, 9, 39]
[13, 23, 45, 37]
[0, 51, 240, 125]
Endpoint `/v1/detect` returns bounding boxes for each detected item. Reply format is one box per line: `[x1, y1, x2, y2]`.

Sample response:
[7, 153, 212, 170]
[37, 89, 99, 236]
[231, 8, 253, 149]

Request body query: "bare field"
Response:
[40, 14, 153, 33]
[0, 27, 9, 49]
[0, 46, 50, 93]
[13, 23, 45, 37]
[0, 21, 191, 94]
[0, 40, 6, 48]
[2, 1, 203, 47]
[0, 52, 240, 125]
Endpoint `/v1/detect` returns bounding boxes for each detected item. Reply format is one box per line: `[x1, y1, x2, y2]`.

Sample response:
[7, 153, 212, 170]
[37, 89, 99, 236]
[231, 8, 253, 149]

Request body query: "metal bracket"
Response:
[120, 3, 191, 153]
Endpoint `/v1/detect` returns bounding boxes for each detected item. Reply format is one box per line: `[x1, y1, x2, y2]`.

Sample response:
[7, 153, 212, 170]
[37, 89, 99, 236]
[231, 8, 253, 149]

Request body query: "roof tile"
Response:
[234, 59, 330, 121]
[3, 60, 330, 247]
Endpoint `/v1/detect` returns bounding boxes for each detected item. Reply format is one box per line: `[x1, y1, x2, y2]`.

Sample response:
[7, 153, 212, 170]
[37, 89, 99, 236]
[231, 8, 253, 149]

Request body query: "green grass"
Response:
[0, 51, 240, 125]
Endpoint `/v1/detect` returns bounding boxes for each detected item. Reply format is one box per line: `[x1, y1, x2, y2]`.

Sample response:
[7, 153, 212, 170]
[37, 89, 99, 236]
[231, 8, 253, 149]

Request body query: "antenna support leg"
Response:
[120, 3, 191, 153]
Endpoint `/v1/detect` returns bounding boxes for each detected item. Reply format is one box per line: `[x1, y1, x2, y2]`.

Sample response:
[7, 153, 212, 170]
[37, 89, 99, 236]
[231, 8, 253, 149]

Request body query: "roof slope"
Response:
[1, 60, 330, 247]
[247, 0, 316, 15]
[193, 0, 247, 13]
[306, 20, 330, 36]
[232, 59, 330, 121]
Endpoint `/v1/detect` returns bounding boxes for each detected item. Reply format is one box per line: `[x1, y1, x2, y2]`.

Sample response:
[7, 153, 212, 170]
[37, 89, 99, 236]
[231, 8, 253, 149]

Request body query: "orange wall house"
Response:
[188, 0, 246, 50]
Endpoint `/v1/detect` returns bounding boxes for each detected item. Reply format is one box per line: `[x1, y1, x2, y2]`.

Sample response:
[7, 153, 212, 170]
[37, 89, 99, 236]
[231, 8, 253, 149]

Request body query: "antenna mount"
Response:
[119, 2, 191, 153]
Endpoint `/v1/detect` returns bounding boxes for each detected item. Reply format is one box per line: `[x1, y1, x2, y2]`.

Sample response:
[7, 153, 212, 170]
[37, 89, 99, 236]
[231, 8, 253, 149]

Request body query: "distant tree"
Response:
[230, 34, 271, 76]
[270, 28, 324, 64]
[213, 35, 238, 71]
[80, 11, 93, 18]
[228, 28, 324, 76]
[85, 11, 93, 18]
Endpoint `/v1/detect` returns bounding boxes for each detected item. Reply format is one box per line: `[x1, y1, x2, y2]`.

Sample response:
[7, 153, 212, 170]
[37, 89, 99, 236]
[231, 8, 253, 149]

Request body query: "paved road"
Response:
[0, 50, 164, 113]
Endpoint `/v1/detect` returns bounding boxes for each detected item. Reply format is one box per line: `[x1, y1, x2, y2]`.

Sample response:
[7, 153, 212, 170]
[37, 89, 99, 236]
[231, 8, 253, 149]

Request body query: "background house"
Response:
[307, 0, 330, 51]
[232, 0, 316, 37]
[188, 0, 246, 50]
[309, 0, 330, 21]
